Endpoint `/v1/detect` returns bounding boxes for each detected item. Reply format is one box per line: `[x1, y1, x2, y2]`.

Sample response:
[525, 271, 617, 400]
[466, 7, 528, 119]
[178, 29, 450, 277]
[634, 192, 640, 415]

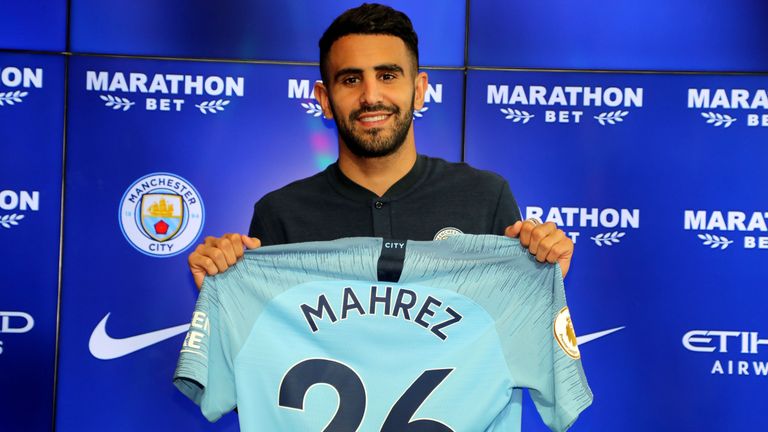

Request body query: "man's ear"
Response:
[314, 80, 333, 119]
[413, 71, 429, 110]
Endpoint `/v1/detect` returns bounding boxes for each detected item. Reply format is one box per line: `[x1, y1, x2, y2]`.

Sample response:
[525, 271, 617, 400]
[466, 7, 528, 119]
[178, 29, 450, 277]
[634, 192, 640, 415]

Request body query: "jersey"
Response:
[174, 234, 592, 431]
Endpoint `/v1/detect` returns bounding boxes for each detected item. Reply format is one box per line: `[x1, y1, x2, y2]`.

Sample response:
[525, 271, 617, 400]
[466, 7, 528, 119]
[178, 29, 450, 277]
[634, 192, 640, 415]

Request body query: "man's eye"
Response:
[381, 73, 396, 81]
[342, 76, 359, 85]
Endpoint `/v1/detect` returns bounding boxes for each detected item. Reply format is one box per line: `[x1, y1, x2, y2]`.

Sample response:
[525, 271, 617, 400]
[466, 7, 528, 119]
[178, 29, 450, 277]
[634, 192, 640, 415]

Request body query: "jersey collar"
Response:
[326, 154, 428, 202]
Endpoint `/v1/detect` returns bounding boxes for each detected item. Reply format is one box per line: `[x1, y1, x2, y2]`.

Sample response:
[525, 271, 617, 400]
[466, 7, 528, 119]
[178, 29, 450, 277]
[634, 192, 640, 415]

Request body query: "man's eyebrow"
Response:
[333, 64, 405, 82]
[334, 68, 363, 82]
[374, 64, 404, 74]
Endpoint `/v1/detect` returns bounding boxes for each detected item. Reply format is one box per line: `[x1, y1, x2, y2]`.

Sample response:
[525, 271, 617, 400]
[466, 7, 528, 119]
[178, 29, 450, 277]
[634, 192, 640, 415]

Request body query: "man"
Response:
[187, 3, 574, 289]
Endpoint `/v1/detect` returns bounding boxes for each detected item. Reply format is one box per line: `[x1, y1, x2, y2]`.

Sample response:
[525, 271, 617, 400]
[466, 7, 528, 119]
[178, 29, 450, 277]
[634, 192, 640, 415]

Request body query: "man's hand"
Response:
[188, 233, 261, 290]
[505, 220, 573, 279]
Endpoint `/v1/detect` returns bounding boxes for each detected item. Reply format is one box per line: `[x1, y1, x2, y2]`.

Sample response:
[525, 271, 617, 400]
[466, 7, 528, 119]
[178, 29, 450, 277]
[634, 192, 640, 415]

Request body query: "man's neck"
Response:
[337, 141, 418, 197]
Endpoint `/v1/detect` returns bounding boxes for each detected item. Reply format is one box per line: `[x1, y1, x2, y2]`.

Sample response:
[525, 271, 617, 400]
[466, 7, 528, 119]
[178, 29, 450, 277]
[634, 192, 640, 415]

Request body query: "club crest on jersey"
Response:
[554, 307, 581, 359]
[119, 173, 204, 257]
[433, 227, 463, 240]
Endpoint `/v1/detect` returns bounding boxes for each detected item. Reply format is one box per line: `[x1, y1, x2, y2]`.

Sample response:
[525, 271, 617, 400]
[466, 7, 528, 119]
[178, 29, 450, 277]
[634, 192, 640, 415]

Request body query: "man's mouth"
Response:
[356, 112, 392, 126]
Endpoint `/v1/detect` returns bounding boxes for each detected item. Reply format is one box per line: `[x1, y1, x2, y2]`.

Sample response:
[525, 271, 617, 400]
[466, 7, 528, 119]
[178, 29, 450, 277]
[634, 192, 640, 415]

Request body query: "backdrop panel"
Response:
[0, 52, 65, 432]
[0, 1, 66, 52]
[464, 69, 768, 431]
[70, 0, 465, 66]
[468, 0, 768, 71]
[56, 55, 462, 431]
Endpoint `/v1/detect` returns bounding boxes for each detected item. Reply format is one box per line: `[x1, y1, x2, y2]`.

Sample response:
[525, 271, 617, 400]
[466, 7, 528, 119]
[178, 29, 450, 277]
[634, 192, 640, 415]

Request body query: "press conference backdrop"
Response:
[1, 1, 766, 431]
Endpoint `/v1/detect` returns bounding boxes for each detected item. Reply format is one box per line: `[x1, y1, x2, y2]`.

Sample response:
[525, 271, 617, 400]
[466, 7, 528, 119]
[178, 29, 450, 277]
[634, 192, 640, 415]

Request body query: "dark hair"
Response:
[319, 3, 419, 83]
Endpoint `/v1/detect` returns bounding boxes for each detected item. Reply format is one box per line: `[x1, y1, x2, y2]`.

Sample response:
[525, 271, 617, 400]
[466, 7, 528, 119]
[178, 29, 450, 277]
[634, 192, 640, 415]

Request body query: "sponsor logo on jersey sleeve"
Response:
[554, 307, 581, 359]
[684, 209, 768, 251]
[119, 172, 204, 257]
[487, 84, 643, 127]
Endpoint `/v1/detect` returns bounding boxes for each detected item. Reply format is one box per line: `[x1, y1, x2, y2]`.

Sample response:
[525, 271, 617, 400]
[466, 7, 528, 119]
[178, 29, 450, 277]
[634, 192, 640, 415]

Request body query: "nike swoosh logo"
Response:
[577, 326, 625, 346]
[89, 313, 189, 360]
[88, 313, 623, 360]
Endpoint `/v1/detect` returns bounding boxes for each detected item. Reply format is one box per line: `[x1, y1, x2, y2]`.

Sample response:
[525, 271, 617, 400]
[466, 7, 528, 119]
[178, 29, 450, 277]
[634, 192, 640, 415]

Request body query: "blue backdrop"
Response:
[1, 1, 767, 431]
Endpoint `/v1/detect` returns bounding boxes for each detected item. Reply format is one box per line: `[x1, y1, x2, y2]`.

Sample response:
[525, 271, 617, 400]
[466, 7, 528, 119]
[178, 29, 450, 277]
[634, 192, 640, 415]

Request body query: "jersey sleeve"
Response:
[173, 278, 238, 422]
[502, 263, 593, 431]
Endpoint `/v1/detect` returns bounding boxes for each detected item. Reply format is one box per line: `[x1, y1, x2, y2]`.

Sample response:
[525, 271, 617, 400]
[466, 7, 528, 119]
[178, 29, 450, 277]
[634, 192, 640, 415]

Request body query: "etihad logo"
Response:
[0, 66, 43, 108]
[0, 190, 39, 230]
[525, 206, 640, 246]
[688, 88, 768, 128]
[0, 311, 35, 356]
[684, 210, 768, 250]
[487, 84, 643, 126]
[119, 172, 204, 257]
[683, 330, 768, 377]
[85, 71, 244, 114]
[288, 78, 442, 119]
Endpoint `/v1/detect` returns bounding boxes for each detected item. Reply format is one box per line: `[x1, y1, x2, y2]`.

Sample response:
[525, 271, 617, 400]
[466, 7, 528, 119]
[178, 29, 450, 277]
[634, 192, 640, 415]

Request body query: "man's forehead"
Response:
[327, 34, 413, 70]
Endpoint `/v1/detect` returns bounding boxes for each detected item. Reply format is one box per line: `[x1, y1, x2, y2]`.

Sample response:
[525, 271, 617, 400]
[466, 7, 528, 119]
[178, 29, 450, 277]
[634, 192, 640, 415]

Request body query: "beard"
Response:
[330, 97, 415, 159]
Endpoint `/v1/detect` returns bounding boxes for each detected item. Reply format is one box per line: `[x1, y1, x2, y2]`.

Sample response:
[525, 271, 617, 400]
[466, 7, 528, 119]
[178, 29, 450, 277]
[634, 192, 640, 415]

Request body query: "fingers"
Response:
[241, 234, 261, 250]
[525, 222, 556, 259]
[504, 221, 523, 238]
[189, 233, 257, 290]
[189, 244, 221, 289]
[536, 229, 566, 263]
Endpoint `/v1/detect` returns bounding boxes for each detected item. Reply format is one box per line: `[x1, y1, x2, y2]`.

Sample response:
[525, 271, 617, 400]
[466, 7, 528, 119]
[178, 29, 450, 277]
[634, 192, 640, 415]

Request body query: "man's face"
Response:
[317, 34, 427, 158]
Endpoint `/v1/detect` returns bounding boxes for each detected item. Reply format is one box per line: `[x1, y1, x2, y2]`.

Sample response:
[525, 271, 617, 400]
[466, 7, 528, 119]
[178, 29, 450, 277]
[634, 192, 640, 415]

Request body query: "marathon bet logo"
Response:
[119, 173, 204, 257]
[683, 329, 768, 377]
[0, 311, 35, 355]
[0, 66, 43, 107]
[526, 206, 640, 246]
[288, 78, 442, 118]
[684, 210, 768, 250]
[488, 84, 643, 126]
[688, 88, 768, 128]
[86, 71, 244, 114]
[0, 190, 39, 229]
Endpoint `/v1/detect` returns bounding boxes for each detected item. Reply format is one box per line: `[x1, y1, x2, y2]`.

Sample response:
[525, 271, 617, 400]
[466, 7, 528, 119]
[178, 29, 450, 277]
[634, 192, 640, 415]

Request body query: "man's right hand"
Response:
[188, 233, 261, 290]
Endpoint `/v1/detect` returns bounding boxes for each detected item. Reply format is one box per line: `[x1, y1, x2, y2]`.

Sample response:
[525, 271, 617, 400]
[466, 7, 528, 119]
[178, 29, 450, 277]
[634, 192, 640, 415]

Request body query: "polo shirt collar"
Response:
[326, 154, 428, 201]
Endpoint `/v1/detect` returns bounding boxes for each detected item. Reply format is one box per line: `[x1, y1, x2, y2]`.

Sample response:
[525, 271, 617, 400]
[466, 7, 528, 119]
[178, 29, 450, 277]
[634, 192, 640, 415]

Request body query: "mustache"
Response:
[350, 104, 400, 121]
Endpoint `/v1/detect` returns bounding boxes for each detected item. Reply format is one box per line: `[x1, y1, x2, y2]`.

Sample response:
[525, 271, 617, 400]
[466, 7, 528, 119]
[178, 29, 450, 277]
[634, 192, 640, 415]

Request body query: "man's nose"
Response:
[359, 78, 383, 105]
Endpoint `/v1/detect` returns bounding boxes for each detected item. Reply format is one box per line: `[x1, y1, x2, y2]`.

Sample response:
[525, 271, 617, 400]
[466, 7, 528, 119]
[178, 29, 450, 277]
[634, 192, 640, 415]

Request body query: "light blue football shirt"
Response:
[174, 234, 592, 431]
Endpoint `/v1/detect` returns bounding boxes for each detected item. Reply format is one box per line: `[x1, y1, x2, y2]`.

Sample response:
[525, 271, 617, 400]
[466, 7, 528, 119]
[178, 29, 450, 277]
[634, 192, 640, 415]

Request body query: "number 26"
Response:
[279, 358, 454, 431]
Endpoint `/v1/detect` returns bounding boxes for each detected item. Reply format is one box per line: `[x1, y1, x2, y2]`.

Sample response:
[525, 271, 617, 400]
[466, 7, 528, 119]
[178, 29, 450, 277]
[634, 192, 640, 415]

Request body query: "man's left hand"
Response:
[505, 220, 573, 279]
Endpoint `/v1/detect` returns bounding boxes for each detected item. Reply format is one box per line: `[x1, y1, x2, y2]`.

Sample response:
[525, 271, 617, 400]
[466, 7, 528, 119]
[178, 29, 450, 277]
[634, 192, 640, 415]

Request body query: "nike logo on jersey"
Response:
[577, 326, 625, 345]
[89, 313, 189, 360]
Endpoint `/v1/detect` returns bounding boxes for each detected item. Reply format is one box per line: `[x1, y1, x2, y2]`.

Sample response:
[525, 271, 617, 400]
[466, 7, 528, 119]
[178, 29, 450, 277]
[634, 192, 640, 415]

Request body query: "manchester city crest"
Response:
[119, 173, 204, 257]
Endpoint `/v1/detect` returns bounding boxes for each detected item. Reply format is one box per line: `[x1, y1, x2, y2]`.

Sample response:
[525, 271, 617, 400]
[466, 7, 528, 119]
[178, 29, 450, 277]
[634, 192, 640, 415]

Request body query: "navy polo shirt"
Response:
[248, 155, 521, 246]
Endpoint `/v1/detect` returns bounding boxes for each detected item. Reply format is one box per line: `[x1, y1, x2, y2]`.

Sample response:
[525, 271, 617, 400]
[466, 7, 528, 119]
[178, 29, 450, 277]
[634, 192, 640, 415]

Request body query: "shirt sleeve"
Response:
[502, 263, 593, 431]
[173, 278, 238, 422]
[248, 199, 284, 246]
[492, 180, 522, 235]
